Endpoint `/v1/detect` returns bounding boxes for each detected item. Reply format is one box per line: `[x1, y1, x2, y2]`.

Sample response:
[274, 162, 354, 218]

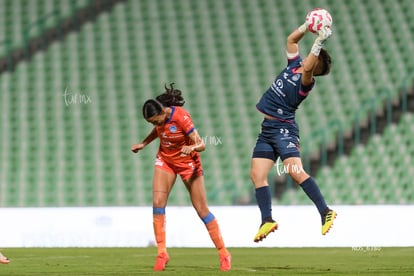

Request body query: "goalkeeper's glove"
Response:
[311, 26, 332, 56]
[298, 23, 308, 34]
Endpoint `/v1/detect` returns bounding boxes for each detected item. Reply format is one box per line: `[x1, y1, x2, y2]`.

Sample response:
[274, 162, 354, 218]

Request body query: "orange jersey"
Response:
[155, 106, 200, 164]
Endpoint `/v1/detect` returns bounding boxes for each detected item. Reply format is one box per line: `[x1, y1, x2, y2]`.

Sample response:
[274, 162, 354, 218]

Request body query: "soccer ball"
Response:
[305, 8, 333, 33]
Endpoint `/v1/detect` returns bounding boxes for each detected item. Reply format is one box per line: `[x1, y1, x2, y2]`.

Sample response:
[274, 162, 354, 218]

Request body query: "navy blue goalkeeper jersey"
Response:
[256, 55, 315, 122]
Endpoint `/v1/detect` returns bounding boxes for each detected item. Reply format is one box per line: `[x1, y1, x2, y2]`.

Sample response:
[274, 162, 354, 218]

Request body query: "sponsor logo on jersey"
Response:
[169, 125, 177, 133]
[292, 74, 300, 81]
[271, 79, 286, 97]
[287, 79, 297, 86]
[276, 79, 283, 89]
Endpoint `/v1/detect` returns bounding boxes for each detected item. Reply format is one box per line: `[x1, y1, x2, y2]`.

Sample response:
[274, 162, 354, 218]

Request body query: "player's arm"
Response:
[286, 22, 316, 86]
[301, 26, 332, 86]
[131, 127, 158, 153]
[286, 23, 308, 58]
[181, 130, 205, 154]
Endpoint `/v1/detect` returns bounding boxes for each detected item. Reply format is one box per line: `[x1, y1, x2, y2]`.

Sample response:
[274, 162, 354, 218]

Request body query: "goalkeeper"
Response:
[250, 21, 337, 242]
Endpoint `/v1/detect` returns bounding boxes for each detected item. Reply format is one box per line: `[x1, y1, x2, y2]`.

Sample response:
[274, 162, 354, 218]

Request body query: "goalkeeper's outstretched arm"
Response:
[302, 26, 332, 85]
[286, 23, 308, 59]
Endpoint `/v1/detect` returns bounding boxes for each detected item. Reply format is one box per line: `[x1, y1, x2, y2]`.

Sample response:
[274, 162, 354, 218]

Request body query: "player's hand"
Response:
[131, 143, 145, 153]
[298, 22, 308, 34]
[316, 26, 332, 43]
[311, 26, 332, 56]
[181, 145, 194, 155]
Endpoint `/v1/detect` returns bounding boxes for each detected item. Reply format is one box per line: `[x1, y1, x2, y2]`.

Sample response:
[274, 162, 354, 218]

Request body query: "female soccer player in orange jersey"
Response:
[131, 83, 231, 271]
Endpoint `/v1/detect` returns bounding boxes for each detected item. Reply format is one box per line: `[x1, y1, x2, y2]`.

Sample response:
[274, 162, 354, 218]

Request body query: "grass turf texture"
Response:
[1, 247, 414, 275]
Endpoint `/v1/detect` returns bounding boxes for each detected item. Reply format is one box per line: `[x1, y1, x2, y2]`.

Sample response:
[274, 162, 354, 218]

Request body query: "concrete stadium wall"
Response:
[1, 205, 413, 248]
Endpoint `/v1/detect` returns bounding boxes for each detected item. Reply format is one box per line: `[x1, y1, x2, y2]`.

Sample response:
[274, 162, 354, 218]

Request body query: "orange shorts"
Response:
[154, 154, 204, 181]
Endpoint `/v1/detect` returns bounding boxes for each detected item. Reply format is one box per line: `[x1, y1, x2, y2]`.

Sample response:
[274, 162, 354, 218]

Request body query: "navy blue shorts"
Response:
[252, 118, 301, 161]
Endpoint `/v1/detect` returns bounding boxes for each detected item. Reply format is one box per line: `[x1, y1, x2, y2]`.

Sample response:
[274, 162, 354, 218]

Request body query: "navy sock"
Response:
[300, 177, 328, 216]
[255, 186, 273, 223]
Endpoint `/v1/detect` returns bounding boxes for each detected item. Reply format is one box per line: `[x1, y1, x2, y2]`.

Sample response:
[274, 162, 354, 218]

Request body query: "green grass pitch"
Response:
[1, 247, 414, 275]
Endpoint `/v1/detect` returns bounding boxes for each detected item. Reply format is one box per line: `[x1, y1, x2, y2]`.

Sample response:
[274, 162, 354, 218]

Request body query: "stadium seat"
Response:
[298, 114, 414, 204]
[0, 0, 91, 58]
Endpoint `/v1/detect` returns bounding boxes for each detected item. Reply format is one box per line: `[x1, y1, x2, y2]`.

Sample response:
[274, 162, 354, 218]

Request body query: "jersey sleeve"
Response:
[299, 79, 315, 97]
[287, 54, 301, 65]
[286, 51, 300, 61]
[177, 108, 195, 135]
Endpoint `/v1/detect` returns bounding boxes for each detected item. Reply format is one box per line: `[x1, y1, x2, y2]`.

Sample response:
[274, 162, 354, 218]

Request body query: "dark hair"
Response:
[142, 83, 185, 119]
[155, 83, 185, 107]
[318, 48, 332, 76]
[142, 99, 163, 119]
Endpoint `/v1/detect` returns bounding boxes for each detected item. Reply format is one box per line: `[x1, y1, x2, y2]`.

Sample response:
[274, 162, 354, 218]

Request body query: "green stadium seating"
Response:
[309, 113, 414, 205]
[0, 0, 413, 206]
[0, 0, 90, 58]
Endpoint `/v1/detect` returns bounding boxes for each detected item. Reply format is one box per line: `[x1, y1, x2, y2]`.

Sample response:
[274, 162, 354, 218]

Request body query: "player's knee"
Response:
[250, 169, 265, 186]
[289, 170, 310, 184]
[250, 169, 257, 182]
[152, 197, 167, 208]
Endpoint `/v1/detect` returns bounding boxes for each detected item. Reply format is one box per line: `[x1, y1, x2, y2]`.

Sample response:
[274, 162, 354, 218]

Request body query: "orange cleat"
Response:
[153, 252, 170, 271]
[0, 252, 10, 264]
[219, 253, 231, 271]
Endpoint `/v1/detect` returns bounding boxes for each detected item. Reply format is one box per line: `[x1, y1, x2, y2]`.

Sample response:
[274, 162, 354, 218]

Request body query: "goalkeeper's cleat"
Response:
[219, 252, 232, 271]
[322, 209, 337, 235]
[153, 252, 169, 271]
[254, 221, 278, 242]
[0, 252, 9, 264]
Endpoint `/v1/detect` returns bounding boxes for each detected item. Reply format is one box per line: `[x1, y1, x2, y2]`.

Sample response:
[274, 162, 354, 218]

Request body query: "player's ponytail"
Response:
[156, 83, 185, 107]
[142, 83, 185, 119]
[142, 99, 163, 119]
